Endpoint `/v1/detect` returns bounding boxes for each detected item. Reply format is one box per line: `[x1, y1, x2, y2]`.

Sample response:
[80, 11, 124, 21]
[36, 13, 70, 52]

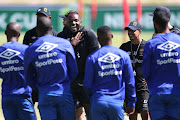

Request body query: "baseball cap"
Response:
[148, 6, 171, 19]
[36, 7, 51, 16]
[59, 10, 79, 18]
[124, 21, 142, 31]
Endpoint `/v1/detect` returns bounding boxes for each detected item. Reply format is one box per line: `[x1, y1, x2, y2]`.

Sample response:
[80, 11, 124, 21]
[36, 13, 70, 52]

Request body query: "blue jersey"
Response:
[24, 35, 78, 96]
[142, 32, 180, 95]
[83, 45, 136, 107]
[0, 41, 31, 96]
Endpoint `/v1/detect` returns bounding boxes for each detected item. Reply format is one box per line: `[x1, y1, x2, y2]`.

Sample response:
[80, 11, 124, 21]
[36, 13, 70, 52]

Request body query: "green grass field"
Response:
[0, 31, 153, 120]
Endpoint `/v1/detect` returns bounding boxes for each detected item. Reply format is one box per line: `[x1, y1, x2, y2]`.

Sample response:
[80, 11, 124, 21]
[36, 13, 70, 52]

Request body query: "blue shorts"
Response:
[38, 94, 76, 120]
[90, 99, 124, 120]
[2, 95, 36, 120]
[149, 94, 180, 120]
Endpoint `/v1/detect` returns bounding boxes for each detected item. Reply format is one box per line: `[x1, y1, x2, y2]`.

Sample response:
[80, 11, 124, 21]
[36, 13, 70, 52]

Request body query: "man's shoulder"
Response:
[120, 41, 131, 49]
[80, 26, 94, 33]
[25, 27, 36, 34]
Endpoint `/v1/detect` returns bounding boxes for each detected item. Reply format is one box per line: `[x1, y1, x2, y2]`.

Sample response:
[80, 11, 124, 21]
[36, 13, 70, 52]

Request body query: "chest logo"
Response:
[98, 53, 121, 63]
[157, 41, 180, 52]
[35, 42, 58, 53]
[0, 49, 20, 59]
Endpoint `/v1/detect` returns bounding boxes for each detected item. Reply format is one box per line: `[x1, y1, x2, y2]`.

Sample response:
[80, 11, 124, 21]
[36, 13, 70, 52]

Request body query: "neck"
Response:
[7, 37, 18, 42]
[168, 22, 173, 30]
[101, 40, 112, 47]
[39, 32, 51, 37]
[158, 27, 170, 33]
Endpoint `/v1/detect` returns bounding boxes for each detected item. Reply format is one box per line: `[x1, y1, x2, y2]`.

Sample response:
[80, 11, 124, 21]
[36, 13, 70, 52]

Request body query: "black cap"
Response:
[36, 7, 51, 16]
[148, 6, 171, 19]
[59, 10, 79, 18]
[125, 21, 142, 31]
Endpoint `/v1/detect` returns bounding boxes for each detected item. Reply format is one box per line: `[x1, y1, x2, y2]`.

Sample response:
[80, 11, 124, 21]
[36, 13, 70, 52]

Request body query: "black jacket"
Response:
[57, 26, 99, 84]
[23, 27, 57, 45]
[170, 26, 180, 35]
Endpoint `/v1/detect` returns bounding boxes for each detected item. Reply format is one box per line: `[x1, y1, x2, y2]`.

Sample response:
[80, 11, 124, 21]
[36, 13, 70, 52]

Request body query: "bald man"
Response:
[83, 26, 136, 120]
[0, 22, 36, 120]
[24, 17, 78, 120]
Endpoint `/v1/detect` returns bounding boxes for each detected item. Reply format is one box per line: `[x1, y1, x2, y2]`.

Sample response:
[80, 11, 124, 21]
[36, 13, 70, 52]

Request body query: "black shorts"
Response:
[124, 90, 149, 113]
[70, 82, 90, 108]
[135, 90, 149, 113]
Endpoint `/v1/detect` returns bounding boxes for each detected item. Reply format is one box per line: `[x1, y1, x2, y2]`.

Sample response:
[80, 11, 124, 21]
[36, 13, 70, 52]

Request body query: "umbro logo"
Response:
[35, 42, 58, 53]
[98, 53, 121, 63]
[0, 49, 20, 59]
[157, 41, 180, 52]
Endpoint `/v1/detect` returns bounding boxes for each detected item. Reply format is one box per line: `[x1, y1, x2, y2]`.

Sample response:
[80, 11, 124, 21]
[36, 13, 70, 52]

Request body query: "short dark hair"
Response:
[67, 11, 81, 19]
[97, 25, 111, 36]
[153, 11, 169, 31]
[59, 10, 80, 18]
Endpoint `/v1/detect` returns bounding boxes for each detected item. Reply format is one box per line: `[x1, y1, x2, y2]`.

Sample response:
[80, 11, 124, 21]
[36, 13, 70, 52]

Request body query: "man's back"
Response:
[143, 32, 180, 95]
[0, 41, 31, 96]
[84, 45, 136, 103]
[24, 35, 78, 96]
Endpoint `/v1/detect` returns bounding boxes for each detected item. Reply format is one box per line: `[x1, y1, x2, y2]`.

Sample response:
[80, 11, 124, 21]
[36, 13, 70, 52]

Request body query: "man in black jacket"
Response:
[23, 7, 57, 105]
[23, 7, 57, 45]
[57, 10, 99, 120]
[149, 6, 180, 36]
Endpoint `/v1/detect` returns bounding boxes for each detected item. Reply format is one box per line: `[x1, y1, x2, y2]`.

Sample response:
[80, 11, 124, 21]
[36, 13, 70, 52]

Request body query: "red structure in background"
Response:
[123, 0, 130, 28]
[123, 0, 130, 42]
[137, 0, 142, 23]
[91, 0, 97, 20]
[78, 0, 84, 17]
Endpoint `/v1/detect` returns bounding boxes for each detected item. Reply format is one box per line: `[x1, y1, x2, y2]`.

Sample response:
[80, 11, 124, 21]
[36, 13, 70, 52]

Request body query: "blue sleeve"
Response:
[123, 54, 136, 107]
[66, 43, 78, 80]
[142, 42, 152, 82]
[83, 56, 94, 98]
[24, 49, 37, 90]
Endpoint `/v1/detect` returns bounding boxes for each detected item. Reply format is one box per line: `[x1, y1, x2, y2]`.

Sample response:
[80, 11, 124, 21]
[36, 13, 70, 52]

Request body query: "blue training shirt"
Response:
[83, 45, 136, 107]
[142, 32, 180, 95]
[0, 41, 31, 96]
[24, 35, 78, 96]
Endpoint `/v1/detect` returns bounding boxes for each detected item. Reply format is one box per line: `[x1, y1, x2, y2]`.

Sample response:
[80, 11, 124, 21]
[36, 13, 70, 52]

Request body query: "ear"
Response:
[17, 32, 20, 38]
[111, 33, 113, 39]
[139, 30, 142, 34]
[5, 30, 7, 35]
[79, 19, 82, 25]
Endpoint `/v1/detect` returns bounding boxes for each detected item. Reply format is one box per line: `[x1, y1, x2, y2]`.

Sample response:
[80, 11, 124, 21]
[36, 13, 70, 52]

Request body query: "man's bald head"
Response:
[5, 22, 21, 42]
[36, 16, 52, 37]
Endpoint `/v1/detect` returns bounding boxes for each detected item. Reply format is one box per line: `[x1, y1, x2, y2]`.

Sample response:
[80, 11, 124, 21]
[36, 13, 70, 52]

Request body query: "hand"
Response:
[126, 106, 135, 116]
[71, 32, 84, 46]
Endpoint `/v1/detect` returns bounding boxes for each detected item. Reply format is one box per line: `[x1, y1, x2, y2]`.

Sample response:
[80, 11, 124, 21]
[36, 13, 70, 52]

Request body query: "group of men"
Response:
[0, 5, 180, 120]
